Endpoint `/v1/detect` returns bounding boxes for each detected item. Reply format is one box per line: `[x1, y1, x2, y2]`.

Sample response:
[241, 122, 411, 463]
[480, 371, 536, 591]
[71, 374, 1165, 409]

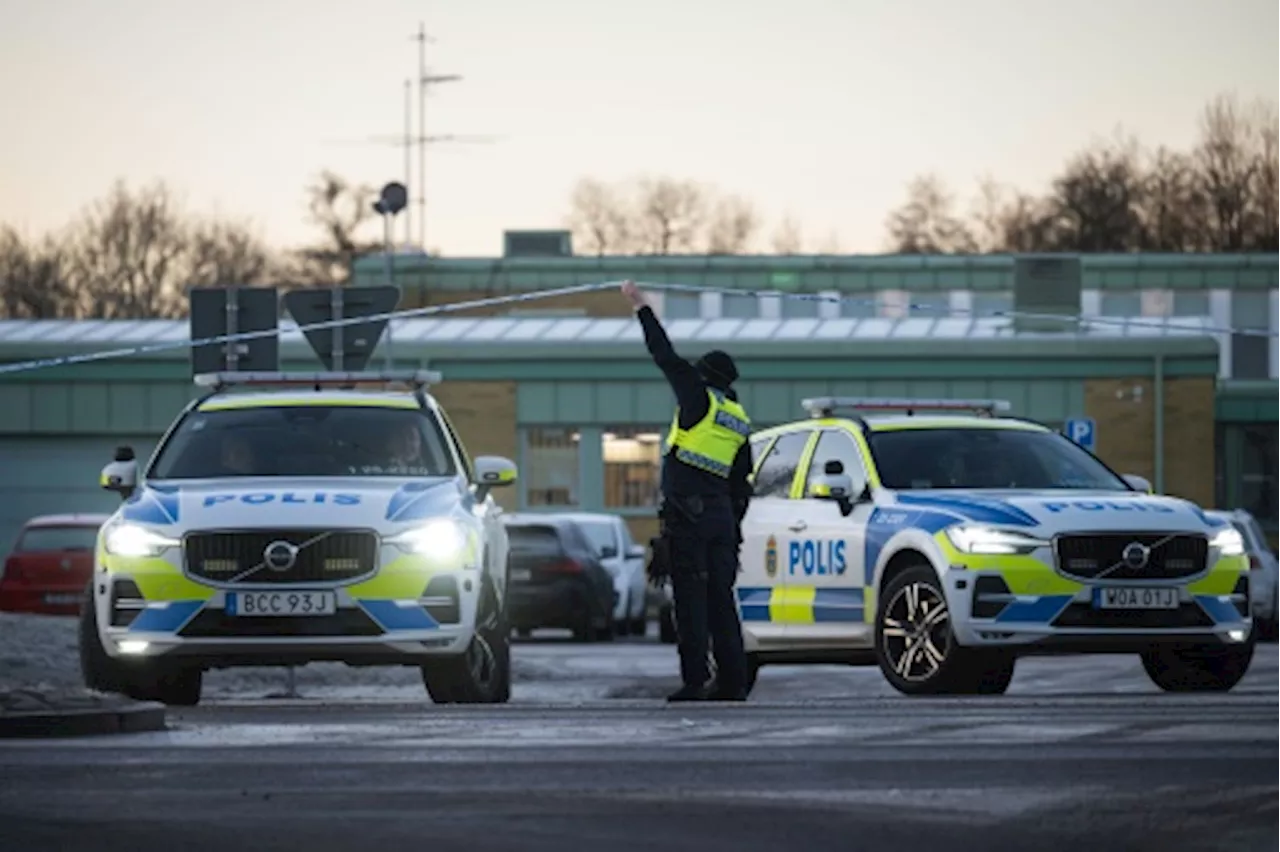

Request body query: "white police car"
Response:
[736, 397, 1256, 696]
[81, 370, 518, 706]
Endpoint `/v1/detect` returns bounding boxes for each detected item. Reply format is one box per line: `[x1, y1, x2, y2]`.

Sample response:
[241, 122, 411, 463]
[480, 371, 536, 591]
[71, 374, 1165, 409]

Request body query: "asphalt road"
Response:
[1, 635, 1276, 852]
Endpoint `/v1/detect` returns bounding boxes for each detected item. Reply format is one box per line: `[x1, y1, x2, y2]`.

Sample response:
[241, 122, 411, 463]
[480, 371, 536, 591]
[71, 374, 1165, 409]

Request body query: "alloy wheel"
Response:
[881, 581, 952, 683]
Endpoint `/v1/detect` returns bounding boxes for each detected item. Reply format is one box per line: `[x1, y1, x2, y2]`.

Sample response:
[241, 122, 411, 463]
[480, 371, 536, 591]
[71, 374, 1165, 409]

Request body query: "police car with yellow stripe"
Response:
[82, 370, 518, 706]
[737, 397, 1255, 696]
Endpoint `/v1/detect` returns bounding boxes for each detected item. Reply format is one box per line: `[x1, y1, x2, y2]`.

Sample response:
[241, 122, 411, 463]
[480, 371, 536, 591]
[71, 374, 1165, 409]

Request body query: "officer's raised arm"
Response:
[620, 280, 708, 421]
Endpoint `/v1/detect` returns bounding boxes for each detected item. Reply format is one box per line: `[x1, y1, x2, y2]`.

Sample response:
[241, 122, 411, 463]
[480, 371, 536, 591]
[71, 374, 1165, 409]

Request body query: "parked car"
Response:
[502, 514, 617, 642]
[1, 514, 110, 616]
[556, 512, 649, 636]
[1206, 509, 1278, 641]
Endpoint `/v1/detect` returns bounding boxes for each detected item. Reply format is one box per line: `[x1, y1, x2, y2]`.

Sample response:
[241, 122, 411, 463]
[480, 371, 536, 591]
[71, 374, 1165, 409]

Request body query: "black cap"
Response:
[696, 350, 739, 387]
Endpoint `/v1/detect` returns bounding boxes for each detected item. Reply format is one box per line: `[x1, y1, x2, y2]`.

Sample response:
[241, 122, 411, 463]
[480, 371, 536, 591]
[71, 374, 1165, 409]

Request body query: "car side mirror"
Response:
[1123, 474, 1153, 494]
[626, 544, 647, 559]
[808, 460, 857, 517]
[473, 455, 518, 501]
[100, 446, 138, 500]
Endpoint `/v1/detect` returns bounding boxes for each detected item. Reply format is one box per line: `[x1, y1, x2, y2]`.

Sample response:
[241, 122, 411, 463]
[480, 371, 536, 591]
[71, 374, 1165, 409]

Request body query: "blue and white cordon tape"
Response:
[0, 280, 1273, 377]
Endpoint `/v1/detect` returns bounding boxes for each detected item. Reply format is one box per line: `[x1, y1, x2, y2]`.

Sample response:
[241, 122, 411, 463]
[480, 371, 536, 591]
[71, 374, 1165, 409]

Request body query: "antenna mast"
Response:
[413, 22, 462, 253]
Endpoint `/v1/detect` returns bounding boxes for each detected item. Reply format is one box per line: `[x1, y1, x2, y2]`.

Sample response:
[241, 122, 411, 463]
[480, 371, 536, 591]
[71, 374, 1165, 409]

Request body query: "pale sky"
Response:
[1, 0, 1276, 256]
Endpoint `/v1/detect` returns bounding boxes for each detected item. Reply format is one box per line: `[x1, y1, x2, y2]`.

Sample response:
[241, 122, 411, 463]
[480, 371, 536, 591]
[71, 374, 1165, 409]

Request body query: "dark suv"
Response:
[502, 514, 616, 642]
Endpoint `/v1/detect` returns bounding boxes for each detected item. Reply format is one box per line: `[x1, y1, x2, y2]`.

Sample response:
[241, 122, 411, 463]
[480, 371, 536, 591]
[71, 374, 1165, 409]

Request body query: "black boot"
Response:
[666, 683, 710, 702]
[707, 681, 747, 701]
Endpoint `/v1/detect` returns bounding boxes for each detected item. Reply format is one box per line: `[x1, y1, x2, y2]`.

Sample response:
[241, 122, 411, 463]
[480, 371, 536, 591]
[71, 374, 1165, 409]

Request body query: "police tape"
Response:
[0, 279, 1274, 377]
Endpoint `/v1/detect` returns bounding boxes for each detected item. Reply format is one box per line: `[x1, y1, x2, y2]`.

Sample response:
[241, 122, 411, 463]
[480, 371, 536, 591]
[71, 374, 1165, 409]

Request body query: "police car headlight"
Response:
[945, 525, 1047, 556]
[386, 519, 469, 562]
[103, 524, 179, 558]
[1210, 527, 1245, 557]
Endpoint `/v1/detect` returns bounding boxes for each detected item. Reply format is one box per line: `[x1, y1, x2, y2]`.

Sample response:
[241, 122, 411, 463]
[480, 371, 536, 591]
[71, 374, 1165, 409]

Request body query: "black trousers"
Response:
[664, 494, 748, 692]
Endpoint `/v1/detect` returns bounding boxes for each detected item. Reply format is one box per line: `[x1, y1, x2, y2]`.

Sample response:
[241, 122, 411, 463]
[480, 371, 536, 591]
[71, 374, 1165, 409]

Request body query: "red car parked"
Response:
[0, 514, 109, 616]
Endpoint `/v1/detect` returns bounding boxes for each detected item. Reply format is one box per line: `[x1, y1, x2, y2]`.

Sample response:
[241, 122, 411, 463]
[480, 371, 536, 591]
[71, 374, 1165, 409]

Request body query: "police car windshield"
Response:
[867, 428, 1131, 491]
[148, 405, 457, 479]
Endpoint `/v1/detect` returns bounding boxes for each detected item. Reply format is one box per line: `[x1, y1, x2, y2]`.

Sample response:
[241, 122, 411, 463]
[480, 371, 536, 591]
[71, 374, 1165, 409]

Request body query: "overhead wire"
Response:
[0, 280, 1274, 377]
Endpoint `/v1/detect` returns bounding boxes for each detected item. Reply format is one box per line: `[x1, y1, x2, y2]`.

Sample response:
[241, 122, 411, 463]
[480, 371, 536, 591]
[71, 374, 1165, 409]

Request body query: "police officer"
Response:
[621, 280, 754, 702]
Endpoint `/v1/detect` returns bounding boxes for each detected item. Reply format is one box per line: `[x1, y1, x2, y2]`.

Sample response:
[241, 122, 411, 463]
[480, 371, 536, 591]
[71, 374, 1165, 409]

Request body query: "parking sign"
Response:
[1064, 417, 1096, 452]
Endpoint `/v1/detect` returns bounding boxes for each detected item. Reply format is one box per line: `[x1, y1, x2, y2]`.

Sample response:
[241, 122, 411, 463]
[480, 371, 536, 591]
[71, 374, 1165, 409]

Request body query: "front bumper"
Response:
[96, 548, 483, 666]
[944, 565, 1254, 652]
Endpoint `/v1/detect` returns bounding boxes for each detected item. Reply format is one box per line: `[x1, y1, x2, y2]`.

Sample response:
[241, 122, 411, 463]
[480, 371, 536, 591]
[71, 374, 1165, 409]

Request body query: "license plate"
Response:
[1093, 587, 1179, 610]
[43, 593, 80, 605]
[226, 590, 336, 617]
[510, 568, 532, 582]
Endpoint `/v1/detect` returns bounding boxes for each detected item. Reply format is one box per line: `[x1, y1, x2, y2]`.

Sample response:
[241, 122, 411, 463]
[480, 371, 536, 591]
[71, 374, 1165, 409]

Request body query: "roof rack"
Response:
[193, 370, 443, 392]
[801, 396, 1012, 419]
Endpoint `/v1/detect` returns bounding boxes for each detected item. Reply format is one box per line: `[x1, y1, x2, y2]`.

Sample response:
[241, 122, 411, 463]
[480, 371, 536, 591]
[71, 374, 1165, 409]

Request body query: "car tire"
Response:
[875, 562, 1016, 696]
[78, 582, 132, 695]
[1140, 635, 1255, 693]
[422, 572, 511, 704]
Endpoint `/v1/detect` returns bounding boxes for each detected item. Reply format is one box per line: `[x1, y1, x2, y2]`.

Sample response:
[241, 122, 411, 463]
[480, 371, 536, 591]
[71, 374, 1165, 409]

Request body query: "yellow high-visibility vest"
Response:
[665, 388, 751, 478]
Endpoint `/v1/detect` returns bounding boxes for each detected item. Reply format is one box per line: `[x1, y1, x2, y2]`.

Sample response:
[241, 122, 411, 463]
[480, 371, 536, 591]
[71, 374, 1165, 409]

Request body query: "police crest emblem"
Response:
[765, 534, 778, 578]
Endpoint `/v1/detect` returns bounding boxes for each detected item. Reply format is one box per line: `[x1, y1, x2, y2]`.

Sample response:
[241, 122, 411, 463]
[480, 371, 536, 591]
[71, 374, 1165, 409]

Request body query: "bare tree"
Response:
[187, 219, 277, 291]
[1247, 99, 1278, 250]
[1135, 146, 1208, 251]
[1193, 94, 1261, 251]
[298, 171, 378, 284]
[62, 180, 193, 317]
[565, 178, 636, 255]
[884, 174, 976, 253]
[771, 216, 803, 254]
[0, 227, 73, 318]
[1044, 134, 1148, 252]
[632, 177, 708, 254]
[816, 231, 845, 254]
[704, 195, 760, 254]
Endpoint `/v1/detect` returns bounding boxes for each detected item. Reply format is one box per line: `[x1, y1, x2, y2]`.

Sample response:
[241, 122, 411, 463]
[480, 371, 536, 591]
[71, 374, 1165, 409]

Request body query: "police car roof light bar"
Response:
[193, 370, 443, 391]
[801, 396, 1013, 418]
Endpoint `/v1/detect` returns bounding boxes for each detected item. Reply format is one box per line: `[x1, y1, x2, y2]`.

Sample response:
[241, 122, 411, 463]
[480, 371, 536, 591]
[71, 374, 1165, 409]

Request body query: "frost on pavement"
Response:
[0, 612, 669, 702]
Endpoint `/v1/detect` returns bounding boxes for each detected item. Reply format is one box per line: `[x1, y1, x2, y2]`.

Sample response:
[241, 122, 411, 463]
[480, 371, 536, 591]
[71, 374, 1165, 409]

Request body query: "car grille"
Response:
[184, 529, 378, 585]
[1053, 533, 1208, 582]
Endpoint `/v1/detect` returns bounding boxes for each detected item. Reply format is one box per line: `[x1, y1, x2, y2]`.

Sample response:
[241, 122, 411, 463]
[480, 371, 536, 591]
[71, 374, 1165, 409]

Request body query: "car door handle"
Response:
[788, 521, 808, 532]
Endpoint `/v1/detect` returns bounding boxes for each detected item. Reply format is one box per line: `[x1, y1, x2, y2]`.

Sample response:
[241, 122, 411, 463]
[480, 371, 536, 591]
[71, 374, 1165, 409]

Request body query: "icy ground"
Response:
[0, 611, 665, 703]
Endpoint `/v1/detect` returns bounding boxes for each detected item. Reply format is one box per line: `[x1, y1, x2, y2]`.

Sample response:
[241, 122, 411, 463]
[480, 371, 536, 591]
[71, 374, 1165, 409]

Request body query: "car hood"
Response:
[116, 478, 465, 531]
[887, 489, 1228, 534]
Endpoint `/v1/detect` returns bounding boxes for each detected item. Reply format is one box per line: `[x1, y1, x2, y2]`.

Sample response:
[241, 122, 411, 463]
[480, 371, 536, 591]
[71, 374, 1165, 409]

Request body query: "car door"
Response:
[616, 519, 647, 619]
[784, 427, 876, 649]
[738, 428, 815, 649]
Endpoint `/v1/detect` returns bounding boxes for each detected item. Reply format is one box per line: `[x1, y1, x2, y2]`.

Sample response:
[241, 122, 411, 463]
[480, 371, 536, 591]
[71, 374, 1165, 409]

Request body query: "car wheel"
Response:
[78, 582, 133, 695]
[659, 603, 677, 644]
[422, 572, 512, 704]
[1140, 635, 1255, 693]
[875, 562, 1016, 696]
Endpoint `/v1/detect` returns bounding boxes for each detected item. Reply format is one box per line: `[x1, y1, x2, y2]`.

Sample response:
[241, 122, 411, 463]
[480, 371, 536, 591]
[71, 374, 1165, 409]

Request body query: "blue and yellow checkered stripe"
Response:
[737, 586, 868, 624]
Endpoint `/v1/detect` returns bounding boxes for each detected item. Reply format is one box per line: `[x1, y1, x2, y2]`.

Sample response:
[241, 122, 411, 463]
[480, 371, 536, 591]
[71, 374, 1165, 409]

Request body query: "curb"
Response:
[0, 702, 166, 739]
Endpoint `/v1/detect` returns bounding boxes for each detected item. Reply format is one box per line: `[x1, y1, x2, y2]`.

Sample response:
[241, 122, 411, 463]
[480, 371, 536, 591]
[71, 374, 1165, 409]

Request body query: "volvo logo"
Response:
[263, 540, 299, 572]
[1121, 541, 1151, 570]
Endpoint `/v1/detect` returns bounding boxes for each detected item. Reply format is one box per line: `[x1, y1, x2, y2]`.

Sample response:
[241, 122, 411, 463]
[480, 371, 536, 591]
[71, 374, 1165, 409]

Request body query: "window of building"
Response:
[1230, 292, 1272, 380]
[804, 430, 867, 496]
[1099, 292, 1141, 316]
[972, 291, 1013, 318]
[780, 295, 820, 318]
[603, 427, 664, 509]
[1172, 290, 1210, 316]
[839, 295, 878, 318]
[1240, 424, 1278, 530]
[722, 293, 759, 319]
[663, 292, 701, 320]
[523, 427, 580, 507]
[752, 430, 812, 498]
[904, 292, 951, 319]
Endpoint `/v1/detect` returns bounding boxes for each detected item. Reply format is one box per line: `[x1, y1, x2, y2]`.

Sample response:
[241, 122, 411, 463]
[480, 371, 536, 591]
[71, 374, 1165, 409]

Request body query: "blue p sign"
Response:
[1064, 417, 1096, 452]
